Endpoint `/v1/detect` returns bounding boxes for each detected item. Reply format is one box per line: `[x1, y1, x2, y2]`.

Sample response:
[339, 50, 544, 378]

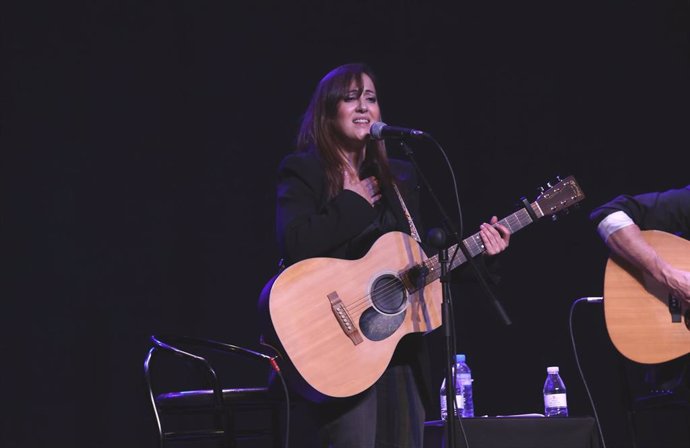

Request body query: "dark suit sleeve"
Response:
[589, 186, 690, 234]
[276, 153, 377, 264]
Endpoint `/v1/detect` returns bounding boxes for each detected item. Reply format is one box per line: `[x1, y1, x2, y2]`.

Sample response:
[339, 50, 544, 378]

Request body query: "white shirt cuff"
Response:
[597, 210, 635, 242]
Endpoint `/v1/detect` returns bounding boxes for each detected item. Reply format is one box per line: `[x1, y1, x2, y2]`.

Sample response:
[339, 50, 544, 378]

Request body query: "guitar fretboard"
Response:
[411, 203, 542, 288]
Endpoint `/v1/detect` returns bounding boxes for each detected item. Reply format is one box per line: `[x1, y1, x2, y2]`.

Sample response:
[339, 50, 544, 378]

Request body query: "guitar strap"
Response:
[393, 183, 422, 244]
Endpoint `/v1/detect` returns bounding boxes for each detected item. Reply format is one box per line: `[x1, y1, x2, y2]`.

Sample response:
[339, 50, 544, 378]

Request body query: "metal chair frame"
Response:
[144, 335, 281, 448]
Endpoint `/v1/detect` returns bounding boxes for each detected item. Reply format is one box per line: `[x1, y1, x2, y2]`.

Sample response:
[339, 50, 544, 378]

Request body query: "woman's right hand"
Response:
[343, 169, 381, 206]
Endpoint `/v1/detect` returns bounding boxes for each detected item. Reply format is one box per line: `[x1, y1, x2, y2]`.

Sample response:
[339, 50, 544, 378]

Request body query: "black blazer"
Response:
[276, 151, 423, 265]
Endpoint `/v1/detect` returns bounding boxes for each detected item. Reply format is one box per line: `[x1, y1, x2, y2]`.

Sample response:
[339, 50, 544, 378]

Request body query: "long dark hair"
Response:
[296, 63, 395, 200]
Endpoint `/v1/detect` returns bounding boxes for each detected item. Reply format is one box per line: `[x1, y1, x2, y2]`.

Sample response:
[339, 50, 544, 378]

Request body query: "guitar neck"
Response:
[421, 203, 542, 284]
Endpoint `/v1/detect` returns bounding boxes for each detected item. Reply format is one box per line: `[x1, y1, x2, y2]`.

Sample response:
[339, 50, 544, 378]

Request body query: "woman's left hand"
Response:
[480, 216, 511, 255]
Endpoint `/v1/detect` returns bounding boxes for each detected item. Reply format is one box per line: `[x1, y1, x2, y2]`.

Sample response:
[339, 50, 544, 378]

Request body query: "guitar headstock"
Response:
[532, 176, 585, 220]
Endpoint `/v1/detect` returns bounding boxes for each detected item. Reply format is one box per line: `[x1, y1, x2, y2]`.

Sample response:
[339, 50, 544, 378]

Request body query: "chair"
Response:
[144, 335, 284, 448]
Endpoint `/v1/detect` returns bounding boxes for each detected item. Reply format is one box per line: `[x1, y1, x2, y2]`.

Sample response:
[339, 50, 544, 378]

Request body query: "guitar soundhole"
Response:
[371, 274, 406, 315]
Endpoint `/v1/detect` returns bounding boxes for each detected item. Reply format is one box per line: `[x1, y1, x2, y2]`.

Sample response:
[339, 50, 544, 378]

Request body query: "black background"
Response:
[2, 0, 689, 446]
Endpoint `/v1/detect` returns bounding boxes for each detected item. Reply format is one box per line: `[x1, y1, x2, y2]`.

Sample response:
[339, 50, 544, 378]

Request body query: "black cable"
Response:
[272, 365, 291, 448]
[411, 134, 512, 326]
[569, 297, 608, 448]
[260, 337, 291, 448]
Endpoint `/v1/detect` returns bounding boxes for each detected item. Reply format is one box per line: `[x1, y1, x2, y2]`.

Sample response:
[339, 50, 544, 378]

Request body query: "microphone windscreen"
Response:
[370, 122, 387, 140]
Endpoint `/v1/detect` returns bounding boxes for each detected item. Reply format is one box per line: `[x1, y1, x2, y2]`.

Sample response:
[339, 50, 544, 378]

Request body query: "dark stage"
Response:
[3, 1, 689, 447]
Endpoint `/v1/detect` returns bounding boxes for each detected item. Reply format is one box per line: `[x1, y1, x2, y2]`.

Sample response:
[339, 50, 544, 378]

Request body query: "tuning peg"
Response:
[538, 186, 545, 193]
[556, 175, 562, 182]
[546, 182, 553, 188]
[551, 214, 559, 222]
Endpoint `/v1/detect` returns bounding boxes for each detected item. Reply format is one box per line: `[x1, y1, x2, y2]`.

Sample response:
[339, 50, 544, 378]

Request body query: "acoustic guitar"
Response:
[259, 176, 585, 401]
[604, 230, 690, 364]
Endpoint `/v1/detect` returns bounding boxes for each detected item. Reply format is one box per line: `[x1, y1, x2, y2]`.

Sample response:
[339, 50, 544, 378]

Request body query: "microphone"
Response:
[369, 122, 427, 140]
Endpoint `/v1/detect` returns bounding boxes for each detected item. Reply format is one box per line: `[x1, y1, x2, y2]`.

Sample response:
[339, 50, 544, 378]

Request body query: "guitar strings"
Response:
[341, 248, 457, 315]
[340, 212, 528, 317]
[346, 276, 410, 314]
[341, 240, 478, 315]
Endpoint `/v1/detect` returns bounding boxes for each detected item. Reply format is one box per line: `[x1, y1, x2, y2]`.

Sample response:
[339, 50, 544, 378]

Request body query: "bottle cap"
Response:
[456, 354, 466, 362]
[547, 366, 559, 374]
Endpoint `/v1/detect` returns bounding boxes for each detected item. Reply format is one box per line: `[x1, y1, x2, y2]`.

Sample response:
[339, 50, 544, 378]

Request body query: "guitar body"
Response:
[604, 230, 690, 364]
[258, 231, 442, 401]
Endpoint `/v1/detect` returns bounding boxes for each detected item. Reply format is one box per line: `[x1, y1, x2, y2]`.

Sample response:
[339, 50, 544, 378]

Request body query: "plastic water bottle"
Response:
[543, 366, 568, 417]
[440, 354, 474, 419]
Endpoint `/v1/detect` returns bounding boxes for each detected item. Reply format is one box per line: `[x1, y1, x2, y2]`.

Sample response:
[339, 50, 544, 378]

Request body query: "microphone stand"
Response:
[396, 139, 511, 447]
[430, 229, 459, 448]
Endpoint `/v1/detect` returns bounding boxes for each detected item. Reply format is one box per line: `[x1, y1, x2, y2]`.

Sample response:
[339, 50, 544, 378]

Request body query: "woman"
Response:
[274, 63, 510, 447]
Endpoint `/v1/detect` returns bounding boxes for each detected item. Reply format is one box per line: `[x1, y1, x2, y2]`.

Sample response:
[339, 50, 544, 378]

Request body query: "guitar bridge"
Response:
[327, 291, 363, 345]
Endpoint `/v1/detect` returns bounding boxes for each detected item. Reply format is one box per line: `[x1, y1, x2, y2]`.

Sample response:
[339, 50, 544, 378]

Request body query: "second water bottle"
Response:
[440, 353, 474, 419]
[543, 366, 568, 417]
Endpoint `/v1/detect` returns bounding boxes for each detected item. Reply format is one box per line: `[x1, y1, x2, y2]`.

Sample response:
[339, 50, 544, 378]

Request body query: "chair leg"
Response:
[625, 409, 639, 448]
[617, 355, 640, 448]
[222, 407, 235, 448]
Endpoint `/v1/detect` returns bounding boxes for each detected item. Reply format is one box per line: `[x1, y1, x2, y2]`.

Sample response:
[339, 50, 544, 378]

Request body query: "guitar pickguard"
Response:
[359, 307, 406, 341]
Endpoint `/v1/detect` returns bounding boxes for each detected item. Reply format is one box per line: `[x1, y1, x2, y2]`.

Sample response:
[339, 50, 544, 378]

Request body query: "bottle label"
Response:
[459, 373, 472, 386]
[455, 394, 465, 409]
[544, 393, 567, 408]
[440, 393, 465, 414]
